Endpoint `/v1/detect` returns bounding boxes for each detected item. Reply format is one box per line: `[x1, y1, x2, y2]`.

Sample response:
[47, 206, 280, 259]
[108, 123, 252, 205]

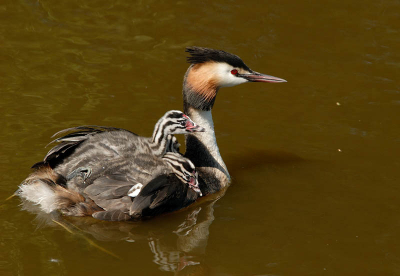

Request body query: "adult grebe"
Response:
[182, 47, 286, 195]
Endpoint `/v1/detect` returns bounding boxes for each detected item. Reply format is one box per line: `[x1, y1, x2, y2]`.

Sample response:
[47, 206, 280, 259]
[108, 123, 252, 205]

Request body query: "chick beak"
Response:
[185, 121, 205, 133]
[189, 179, 202, 196]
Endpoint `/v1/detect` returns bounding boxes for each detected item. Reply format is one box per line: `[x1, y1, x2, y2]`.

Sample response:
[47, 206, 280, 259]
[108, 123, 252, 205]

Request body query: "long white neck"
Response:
[184, 107, 230, 193]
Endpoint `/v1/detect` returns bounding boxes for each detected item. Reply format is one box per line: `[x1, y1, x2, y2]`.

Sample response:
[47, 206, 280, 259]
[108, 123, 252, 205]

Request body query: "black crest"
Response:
[186, 46, 251, 71]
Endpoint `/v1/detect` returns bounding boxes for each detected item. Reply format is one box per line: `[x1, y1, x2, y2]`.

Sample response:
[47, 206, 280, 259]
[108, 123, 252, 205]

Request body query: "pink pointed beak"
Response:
[242, 71, 287, 83]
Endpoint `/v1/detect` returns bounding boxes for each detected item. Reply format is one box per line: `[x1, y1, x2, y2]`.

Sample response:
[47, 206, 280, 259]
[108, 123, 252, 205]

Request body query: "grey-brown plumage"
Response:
[82, 153, 200, 221]
[18, 110, 204, 218]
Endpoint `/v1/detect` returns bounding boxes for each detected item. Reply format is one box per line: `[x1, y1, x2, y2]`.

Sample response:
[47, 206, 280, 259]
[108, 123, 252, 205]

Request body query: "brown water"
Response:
[1, 0, 399, 275]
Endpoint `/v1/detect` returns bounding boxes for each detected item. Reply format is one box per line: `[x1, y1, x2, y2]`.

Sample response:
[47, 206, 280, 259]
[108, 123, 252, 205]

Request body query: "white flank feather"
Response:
[128, 183, 143, 198]
[18, 182, 57, 213]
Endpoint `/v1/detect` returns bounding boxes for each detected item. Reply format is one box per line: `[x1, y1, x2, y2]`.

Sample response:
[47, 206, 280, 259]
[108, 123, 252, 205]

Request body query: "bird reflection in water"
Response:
[19, 189, 225, 275]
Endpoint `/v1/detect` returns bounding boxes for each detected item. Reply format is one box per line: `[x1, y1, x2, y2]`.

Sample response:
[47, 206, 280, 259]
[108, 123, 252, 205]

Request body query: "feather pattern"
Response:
[43, 125, 135, 166]
[19, 111, 204, 220]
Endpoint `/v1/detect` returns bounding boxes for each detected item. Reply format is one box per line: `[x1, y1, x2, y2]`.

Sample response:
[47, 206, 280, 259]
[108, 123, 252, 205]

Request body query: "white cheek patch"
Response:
[222, 75, 248, 87]
[214, 63, 249, 87]
[127, 183, 143, 197]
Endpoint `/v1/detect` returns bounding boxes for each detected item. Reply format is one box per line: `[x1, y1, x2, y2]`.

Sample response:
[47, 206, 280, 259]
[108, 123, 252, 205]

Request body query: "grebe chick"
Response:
[129, 152, 201, 219]
[92, 152, 201, 221]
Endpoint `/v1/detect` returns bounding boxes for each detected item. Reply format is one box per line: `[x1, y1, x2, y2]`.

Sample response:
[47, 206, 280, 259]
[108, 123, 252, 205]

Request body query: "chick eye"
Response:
[230, 69, 238, 75]
[184, 173, 191, 181]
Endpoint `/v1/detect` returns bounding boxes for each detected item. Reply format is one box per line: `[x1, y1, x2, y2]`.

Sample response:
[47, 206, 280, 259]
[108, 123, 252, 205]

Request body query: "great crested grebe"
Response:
[18, 110, 204, 217]
[182, 47, 286, 195]
[18, 47, 286, 219]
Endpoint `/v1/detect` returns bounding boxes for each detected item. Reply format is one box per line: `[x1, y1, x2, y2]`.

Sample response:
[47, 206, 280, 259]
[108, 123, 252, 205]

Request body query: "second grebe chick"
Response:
[91, 153, 201, 221]
[128, 152, 201, 219]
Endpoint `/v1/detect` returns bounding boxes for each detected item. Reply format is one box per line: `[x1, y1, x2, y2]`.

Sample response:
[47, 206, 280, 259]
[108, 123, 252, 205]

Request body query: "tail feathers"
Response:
[19, 180, 102, 216]
[24, 164, 67, 186]
[19, 181, 58, 213]
[18, 165, 67, 213]
[19, 165, 102, 215]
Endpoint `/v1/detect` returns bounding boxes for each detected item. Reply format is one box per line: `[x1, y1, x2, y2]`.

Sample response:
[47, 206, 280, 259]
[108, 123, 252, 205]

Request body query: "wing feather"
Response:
[41, 125, 137, 166]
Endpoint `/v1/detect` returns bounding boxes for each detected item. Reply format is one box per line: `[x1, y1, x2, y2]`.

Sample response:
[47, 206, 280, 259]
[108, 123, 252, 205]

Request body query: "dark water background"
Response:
[0, 0, 399, 275]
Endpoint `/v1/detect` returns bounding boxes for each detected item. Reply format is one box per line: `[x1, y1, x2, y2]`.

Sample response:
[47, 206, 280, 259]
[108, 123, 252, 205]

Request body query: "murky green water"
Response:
[1, 0, 399, 275]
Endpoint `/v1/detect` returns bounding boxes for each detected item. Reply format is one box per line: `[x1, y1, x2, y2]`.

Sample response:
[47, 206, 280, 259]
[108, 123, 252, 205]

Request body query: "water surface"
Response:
[1, 0, 399, 275]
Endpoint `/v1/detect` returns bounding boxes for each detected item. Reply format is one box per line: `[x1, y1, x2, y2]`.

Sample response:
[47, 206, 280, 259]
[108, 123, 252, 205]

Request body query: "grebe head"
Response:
[154, 110, 205, 137]
[163, 152, 202, 196]
[184, 46, 286, 110]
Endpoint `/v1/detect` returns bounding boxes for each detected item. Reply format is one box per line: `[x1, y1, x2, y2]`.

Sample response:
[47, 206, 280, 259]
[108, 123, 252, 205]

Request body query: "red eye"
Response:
[231, 69, 238, 75]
